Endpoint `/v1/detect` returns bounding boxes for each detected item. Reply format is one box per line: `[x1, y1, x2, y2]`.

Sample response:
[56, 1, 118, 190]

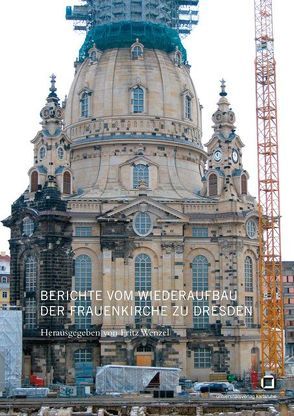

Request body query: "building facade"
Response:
[3, 0, 261, 385]
[0, 252, 10, 307]
[282, 261, 294, 360]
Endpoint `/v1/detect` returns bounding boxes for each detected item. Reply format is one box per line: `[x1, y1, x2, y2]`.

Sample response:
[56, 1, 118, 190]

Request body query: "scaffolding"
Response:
[254, 0, 284, 377]
[66, 0, 199, 36]
[0, 309, 22, 394]
[78, 20, 188, 62]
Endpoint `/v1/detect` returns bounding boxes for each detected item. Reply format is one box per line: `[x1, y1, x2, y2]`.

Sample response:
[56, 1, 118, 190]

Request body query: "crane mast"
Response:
[254, 0, 284, 377]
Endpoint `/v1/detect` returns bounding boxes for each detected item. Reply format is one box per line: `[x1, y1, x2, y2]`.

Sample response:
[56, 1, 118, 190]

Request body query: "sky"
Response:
[0, 0, 293, 259]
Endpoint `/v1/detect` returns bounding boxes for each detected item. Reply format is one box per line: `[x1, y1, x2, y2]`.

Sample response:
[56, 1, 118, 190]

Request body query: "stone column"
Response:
[102, 248, 112, 328]
[114, 257, 125, 327]
[173, 243, 185, 328]
[161, 243, 173, 326]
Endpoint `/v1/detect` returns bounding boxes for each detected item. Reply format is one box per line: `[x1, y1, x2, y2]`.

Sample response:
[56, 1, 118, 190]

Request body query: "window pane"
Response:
[241, 174, 247, 194]
[58, 147, 64, 160]
[75, 255, 92, 291]
[63, 172, 71, 195]
[193, 300, 209, 329]
[31, 171, 38, 192]
[74, 349, 92, 363]
[194, 347, 211, 368]
[245, 296, 254, 327]
[81, 92, 89, 117]
[23, 217, 34, 236]
[135, 296, 152, 328]
[192, 227, 208, 238]
[133, 164, 149, 188]
[209, 174, 217, 196]
[135, 254, 151, 291]
[132, 46, 143, 59]
[245, 256, 253, 292]
[75, 298, 91, 329]
[25, 298, 37, 329]
[192, 256, 209, 291]
[25, 256, 37, 292]
[75, 227, 92, 237]
[133, 212, 152, 236]
[133, 87, 144, 113]
[192, 256, 209, 329]
[185, 96, 192, 119]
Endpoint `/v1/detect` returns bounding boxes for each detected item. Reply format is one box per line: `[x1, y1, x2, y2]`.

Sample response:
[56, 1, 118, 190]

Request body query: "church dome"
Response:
[64, 46, 202, 147]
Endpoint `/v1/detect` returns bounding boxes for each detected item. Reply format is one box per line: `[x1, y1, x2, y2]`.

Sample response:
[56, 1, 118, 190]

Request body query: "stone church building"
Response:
[3, 0, 260, 385]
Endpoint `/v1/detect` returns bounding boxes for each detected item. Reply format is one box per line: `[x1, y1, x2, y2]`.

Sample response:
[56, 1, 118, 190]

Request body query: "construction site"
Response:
[0, 0, 294, 414]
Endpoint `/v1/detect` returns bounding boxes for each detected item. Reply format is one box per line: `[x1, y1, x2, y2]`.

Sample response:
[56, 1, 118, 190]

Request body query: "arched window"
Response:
[23, 217, 34, 236]
[132, 45, 143, 59]
[75, 255, 92, 291]
[175, 51, 182, 66]
[192, 255, 209, 329]
[135, 254, 151, 291]
[39, 146, 46, 160]
[245, 256, 253, 292]
[133, 164, 149, 188]
[80, 92, 89, 117]
[209, 173, 218, 196]
[185, 95, 192, 119]
[25, 256, 37, 292]
[90, 50, 97, 61]
[135, 253, 152, 328]
[2, 277, 7, 283]
[31, 171, 38, 192]
[57, 147, 64, 160]
[63, 171, 71, 195]
[241, 174, 247, 195]
[192, 255, 209, 291]
[75, 255, 92, 329]
[133, 87, 144, 113]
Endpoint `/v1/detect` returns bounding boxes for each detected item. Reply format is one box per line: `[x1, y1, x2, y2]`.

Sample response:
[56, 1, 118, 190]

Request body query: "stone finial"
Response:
[220, 78, 227, 97]
[46, 73, 60, 104]
[212, 80, 236, 134]
[40, 74, 64, 130]
[50, 74, 57, 93]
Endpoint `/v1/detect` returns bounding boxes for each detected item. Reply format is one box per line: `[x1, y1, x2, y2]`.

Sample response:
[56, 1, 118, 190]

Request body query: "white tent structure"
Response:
[96, 365, 180, 394]
[0, 309, 22, 394]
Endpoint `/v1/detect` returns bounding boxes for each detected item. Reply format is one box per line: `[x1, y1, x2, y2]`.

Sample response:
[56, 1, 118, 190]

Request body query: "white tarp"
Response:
[10, 388, 49, 398]
[0, 310, 22, 392]
[96, 365, 180, 394]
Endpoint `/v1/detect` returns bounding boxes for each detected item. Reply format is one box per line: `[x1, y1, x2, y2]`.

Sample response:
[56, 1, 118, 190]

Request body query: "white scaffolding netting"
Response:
[96, 365, 180, 394]
[0, 310, 22, 392]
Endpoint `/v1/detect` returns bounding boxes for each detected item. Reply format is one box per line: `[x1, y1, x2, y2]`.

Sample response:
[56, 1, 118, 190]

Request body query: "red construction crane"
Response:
[254, 0, 284, 377]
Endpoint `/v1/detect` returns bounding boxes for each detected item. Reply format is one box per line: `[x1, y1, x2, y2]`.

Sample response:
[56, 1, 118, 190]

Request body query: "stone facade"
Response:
[3, 7, 261, 385]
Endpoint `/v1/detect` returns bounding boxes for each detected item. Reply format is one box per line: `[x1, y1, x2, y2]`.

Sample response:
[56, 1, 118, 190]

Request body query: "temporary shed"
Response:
[96, 365, 180, 394]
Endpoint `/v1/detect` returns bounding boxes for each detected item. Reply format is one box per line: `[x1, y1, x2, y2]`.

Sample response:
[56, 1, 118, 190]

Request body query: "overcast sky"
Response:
[0, 0, 293, 260]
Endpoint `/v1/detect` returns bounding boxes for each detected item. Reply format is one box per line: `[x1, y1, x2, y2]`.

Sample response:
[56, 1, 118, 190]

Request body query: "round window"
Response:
[57, 147, 64, 160]
[246, 219, 257, 239]
[133, 212, 152, 236]
[39, 146, 46, 160]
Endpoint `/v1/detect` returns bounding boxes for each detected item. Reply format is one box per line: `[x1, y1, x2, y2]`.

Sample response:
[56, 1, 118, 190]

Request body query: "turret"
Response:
[202, 80, 250, 201]
[29, 76, 73, 196]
